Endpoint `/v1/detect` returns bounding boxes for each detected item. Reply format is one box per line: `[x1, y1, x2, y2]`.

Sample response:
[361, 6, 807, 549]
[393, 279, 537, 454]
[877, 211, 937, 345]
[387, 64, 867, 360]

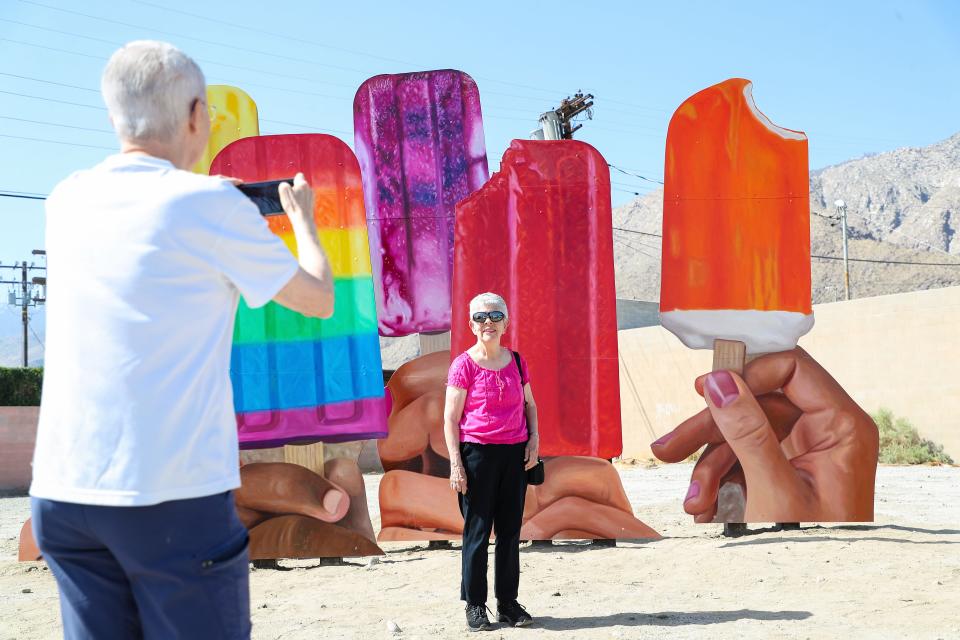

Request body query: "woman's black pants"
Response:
[458, 441, 528, 606]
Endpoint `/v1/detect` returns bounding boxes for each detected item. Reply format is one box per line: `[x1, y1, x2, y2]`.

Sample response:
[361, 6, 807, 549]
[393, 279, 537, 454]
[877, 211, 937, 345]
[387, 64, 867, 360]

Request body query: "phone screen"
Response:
[236, 179, 294, 216]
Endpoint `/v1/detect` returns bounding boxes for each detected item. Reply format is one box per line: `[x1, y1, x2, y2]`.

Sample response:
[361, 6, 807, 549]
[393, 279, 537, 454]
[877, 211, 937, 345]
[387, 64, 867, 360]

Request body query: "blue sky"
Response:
[1, 0, 958, 262]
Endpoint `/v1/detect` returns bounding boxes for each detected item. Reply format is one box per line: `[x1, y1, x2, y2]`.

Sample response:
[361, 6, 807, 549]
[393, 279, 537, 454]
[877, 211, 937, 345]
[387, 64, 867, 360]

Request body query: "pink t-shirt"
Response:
[447, 350, 530, 445]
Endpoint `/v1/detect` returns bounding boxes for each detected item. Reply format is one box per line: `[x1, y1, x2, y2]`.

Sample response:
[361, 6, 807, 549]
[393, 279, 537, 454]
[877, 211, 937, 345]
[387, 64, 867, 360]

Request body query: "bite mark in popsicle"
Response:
[660, 78, 813, 354]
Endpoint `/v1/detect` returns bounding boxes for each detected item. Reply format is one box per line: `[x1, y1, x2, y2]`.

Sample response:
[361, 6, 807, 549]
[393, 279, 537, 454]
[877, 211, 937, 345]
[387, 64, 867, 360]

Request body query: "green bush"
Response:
[0, 367, 43, 406]
[872, 408, 954, 465]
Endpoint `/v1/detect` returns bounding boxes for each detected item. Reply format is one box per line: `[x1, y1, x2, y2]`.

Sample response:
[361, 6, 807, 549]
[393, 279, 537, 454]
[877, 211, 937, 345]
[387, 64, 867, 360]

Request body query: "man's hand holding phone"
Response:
[278, 173, 316, 232]
[234, 171, 334, 319]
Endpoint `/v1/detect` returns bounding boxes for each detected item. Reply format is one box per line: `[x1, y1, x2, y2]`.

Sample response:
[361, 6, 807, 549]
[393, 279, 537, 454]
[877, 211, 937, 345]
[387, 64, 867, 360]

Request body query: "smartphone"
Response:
[236, 178, 294, 216]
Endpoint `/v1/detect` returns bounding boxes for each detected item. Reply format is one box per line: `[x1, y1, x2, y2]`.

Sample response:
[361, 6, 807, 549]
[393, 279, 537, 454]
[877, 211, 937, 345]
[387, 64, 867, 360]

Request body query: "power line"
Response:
[0, 37, 105, 61]
[2, 55, 651, 135]
[120, 0, 585, 101]
[613, 227, 663, 239]
[607, 164, 664, 185]
[612, 235, 658, 261]
[2, 16, 567, 111]
[0, 134, 115, 151]
[613, 233, 662, 257]
[0, 189, 47, 197]
[613, 224, 959, 267]
[124, 0, 426, 69]
[0, 70, 101, 93]
[6, 8, 917, 149]
[0, 17, 118, 48]
[27, 317, 45, 351]
[584, 123, 664, 137]
[0, 115, 114, 135]
[1, 19, 363, 93]
[13, 1, 681, 122]
[259, 119, 352, 136]
[611, 180, 657, 191]
[16, 0, 372, 75]
[0, 192, 46, 201]
[1, 79, 349, 138]
[0, 89, 106, 111]
[1, 38, 355, 104]
[812, 254, 960, 267]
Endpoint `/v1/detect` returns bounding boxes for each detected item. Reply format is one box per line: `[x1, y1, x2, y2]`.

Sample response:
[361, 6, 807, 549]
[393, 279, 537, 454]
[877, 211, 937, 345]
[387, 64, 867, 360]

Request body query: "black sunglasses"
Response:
[472, 311, 505, 323]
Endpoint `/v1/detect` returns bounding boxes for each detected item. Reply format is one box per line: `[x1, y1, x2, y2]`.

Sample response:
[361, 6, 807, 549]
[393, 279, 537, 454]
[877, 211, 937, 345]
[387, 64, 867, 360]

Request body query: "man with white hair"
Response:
[29, 41, 333, 638]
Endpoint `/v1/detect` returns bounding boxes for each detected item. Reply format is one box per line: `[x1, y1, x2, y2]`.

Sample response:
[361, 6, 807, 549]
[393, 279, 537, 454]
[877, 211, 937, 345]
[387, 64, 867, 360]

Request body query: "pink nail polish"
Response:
[652, 432, 673, 447]
[684, 481, 701, 503]
[323, 490, 344, 514]
[705, 370, 740, 408]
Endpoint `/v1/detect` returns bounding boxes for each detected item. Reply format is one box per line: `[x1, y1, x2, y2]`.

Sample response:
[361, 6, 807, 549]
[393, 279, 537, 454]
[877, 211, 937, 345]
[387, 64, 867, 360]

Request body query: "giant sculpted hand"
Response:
[378, 352, 659, 541]
[652, 348, 878, 523]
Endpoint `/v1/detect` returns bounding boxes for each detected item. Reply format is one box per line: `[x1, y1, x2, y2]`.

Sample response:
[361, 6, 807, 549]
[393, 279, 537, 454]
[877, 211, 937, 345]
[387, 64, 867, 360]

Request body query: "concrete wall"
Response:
[0, 407, 38, 493]
[619, 286, 960, 461]
[616, 299, 660, 330]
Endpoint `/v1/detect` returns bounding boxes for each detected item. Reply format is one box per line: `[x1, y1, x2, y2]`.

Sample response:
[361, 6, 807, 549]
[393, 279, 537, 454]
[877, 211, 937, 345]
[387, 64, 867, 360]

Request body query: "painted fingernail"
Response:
[705, 370, 740, 408]
[323, 490, 344, 514]
[684, 481, 701, 503]
[652, 433, 673, 447]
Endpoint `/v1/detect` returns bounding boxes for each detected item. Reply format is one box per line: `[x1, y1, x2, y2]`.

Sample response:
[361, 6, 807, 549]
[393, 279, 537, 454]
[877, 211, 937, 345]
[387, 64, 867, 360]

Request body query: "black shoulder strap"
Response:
[512, 350, 523, 381]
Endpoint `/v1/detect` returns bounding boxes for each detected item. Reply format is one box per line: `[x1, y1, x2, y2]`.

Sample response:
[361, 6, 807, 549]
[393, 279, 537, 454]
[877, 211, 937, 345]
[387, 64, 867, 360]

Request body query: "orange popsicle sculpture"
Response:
[661, 78, 813, 353]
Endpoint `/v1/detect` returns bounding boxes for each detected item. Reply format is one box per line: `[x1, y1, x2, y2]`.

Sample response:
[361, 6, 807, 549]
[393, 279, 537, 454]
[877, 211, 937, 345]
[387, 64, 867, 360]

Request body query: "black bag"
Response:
[513, 350, 544, 486]
[526, 459, 545, 485]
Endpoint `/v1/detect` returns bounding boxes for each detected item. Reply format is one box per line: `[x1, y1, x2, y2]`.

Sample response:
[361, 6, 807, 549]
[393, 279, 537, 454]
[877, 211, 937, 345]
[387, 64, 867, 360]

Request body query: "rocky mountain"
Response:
[613, 132, 960, 304]
[810, 133, 960, 255]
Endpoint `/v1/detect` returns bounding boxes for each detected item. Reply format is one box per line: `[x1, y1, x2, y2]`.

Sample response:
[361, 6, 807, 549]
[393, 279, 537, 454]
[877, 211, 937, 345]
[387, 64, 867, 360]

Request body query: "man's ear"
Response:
[189, 98, 205, 133]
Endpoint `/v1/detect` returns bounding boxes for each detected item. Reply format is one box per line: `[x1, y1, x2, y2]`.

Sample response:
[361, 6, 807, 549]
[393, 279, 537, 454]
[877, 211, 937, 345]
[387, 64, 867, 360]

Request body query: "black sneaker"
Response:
[497, 600, 533, 627]
[465, 604, 491, 632]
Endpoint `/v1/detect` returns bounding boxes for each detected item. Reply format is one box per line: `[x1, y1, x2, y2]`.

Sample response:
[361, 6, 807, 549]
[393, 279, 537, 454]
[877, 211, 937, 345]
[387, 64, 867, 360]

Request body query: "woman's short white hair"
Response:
[101, 40, 206, 144]
[469, 292, 508, 319]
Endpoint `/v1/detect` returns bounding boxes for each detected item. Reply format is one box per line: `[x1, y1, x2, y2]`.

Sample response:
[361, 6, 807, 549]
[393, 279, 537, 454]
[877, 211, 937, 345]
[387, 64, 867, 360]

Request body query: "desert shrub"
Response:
[872, 408, 954, 465]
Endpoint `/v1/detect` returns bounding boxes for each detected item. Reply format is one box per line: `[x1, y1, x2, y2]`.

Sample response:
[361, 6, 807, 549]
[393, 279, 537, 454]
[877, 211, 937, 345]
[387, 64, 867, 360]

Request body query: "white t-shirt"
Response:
[30, 153, 299, 507]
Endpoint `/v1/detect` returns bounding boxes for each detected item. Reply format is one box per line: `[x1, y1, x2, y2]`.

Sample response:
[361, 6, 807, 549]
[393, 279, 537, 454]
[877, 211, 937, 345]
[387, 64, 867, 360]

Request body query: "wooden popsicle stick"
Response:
[713, 338, 747, 536]
[712, 339, 746, 374]
[283, 443, 325, 478]
[419, 331, 451, 355]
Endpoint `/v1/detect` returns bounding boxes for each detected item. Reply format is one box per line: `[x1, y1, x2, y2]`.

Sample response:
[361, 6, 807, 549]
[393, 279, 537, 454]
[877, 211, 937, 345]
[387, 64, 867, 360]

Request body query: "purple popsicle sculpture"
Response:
[354, 70, 489, 337]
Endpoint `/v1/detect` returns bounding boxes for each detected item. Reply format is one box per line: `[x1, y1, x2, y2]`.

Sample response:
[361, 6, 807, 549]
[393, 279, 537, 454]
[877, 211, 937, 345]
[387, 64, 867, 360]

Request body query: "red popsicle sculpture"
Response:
[451, 139, 621, 458]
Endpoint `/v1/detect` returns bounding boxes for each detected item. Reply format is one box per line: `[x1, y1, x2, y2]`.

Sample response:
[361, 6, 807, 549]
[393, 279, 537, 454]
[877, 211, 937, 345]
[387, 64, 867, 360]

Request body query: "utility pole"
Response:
[834, 200, 850, 300]
[21, 261, 28, 367]
[534, 92, 595, 140]
[1, 250, 46, 367]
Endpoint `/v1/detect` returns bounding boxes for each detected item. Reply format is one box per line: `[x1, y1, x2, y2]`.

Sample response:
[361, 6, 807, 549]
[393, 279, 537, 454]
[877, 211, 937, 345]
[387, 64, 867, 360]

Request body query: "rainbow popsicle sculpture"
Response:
[210, 134, 387, 447]
[354, 70, 489, 337]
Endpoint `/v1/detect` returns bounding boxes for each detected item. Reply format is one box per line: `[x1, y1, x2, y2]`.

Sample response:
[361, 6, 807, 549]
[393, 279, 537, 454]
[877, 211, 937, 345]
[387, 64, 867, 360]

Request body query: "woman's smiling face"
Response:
[470, 304, 508, 344]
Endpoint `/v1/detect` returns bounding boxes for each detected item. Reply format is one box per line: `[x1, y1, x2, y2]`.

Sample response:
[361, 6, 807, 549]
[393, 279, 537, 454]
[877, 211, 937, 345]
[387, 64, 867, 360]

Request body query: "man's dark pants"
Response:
[458, 441, 528, 606]
[31, 491, 250, 639]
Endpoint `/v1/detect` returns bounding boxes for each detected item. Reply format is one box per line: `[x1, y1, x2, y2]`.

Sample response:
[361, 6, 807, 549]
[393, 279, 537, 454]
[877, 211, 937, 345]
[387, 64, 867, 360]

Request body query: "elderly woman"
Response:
[444, 292, 539, 631]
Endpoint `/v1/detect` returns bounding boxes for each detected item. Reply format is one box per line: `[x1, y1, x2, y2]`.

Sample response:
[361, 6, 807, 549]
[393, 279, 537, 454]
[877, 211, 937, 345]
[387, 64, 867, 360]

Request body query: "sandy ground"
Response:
[1, 463, 958, 640]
